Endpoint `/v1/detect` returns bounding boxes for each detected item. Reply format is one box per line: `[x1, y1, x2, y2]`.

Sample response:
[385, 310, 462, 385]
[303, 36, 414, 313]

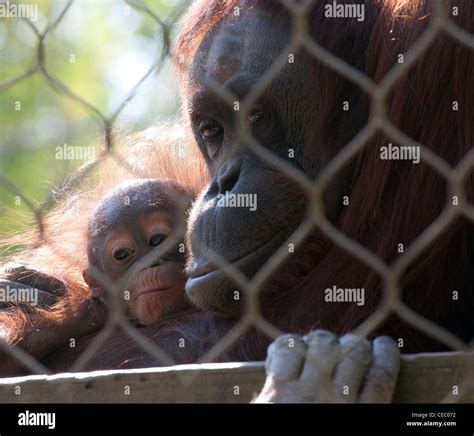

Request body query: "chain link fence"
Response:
[0, 0, 473, 403]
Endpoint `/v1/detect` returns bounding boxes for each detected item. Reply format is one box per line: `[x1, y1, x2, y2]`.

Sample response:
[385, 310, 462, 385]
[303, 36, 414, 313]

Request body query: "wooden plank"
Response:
[393, 352, 474, 403]
[0, 362, 266, 403]
[0, 352, 473, 403]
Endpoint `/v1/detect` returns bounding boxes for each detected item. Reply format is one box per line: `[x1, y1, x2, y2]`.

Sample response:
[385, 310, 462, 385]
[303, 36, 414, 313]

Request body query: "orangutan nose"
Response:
[217, 157, 241, 195]
[151, 259, 163, 268]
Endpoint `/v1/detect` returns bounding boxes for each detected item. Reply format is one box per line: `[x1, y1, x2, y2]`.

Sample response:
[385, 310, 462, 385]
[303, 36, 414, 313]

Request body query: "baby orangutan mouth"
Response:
[137, 287, 173, 296]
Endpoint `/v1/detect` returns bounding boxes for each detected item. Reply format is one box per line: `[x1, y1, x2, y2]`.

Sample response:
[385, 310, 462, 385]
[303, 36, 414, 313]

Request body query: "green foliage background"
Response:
[0, 0, 184, 252]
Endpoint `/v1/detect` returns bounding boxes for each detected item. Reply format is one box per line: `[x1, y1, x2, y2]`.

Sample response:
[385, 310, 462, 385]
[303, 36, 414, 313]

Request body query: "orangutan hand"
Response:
[0, 262, 67, 308]
[255, 330, 400, 403]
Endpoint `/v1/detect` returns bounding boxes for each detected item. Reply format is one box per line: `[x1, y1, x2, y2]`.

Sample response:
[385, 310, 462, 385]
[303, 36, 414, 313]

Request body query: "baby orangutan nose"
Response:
[127, 260, 187, 325]
[83, 178, 193, 326]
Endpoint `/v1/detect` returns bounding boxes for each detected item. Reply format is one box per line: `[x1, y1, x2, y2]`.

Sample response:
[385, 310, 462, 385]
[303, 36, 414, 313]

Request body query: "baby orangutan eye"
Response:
[149, 234, 167, 247]
[113, 248, 134, 261]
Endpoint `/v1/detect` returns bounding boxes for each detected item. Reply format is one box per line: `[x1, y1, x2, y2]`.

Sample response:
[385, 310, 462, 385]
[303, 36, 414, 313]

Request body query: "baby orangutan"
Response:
[83, 178, 192, 326]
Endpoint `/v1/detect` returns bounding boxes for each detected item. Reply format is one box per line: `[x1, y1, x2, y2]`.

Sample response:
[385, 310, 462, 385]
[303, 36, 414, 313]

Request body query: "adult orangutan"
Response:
[0, 0, 473, 403]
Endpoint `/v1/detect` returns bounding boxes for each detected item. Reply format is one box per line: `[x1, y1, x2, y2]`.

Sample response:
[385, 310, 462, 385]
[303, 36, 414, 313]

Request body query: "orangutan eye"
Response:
[113, 248, 133, 261]
[248, 109, 264, 124]
[149, 234, 167, 247]
[199, 120, 223, 142]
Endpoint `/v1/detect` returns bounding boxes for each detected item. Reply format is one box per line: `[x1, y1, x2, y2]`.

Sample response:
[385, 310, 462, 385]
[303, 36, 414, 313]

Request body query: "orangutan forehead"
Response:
[191, 5, 290, 87]
[88, 206, 175, 251]
[89, 180, 181, 234]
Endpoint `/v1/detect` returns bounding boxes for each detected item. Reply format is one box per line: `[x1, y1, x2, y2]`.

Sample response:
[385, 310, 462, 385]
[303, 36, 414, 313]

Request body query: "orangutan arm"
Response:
[0, 263, 106, 375]
[0, 297, 106, 376]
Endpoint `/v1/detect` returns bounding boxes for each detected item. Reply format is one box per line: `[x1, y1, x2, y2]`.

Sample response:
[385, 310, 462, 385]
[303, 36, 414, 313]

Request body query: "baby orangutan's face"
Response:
[84, 180, 190, 326]
[104, 211, 187, 325]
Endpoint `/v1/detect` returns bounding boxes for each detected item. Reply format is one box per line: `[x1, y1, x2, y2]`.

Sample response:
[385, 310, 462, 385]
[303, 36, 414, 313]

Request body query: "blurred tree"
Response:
[0, 0, 186, 256]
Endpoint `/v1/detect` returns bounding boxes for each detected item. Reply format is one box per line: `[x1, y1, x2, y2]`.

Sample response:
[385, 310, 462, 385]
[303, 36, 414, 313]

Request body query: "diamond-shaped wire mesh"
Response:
[0, 0, 473, 402]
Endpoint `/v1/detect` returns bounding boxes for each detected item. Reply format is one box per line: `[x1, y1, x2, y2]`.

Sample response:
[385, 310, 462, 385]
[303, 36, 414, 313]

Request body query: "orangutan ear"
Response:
[82, 268, 104, 298]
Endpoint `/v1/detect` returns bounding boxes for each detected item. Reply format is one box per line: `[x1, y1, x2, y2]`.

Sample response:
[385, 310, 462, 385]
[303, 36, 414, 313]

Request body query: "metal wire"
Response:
[0, 0, 473, 403]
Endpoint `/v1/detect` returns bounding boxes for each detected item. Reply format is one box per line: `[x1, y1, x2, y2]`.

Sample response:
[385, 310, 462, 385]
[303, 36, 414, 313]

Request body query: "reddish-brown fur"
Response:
[1, 0, 473, 373]
[0, 128, 208, 372]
